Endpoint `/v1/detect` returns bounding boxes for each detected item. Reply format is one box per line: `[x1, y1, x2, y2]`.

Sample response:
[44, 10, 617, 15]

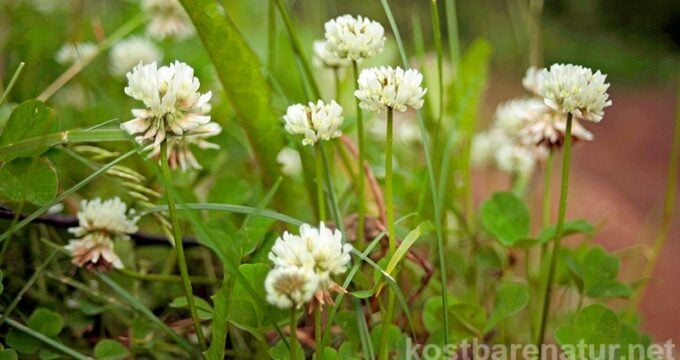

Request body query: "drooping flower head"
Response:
[109, 36, 163, 77]
[265, 266, 320, 309]
[283, 100, 344, 146]
[276, 147, 302, 176]
[323, 14, 385, 62]
[354, 66, 427, 112]
[148, 122, 222, 171]
[142, 0, 194, 40]
[121, 61, 213, 148]
[55, 42, 97, 65]
[534, 63, 612, 122]
[66, 197, 138, 270]
[313, 40, 351, 69]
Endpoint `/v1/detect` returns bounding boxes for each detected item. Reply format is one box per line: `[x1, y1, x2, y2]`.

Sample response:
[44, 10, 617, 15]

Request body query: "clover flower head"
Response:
[55, 42, 97, 65]
[276, 147, 302, 176]
[493, 98, 548, 137]
[121, 61, 213, 148]
[313, 40, 351, 69]
[354, 66, 427, 113]
[521, 66, 542, 95]
[109, 36, 163, 77]
[471, 129, 510, 168]
[148, 122, 222, 171]
[142, 0, 194, 40]
[520, 110, 594, 151]
[495, 143, 537, 177]
[66, 197, 138, 270]
[323, 14, 385, 62]
[265, 266, 320, 309]
[283, 100, 344, 146]
[536, 63, 612, 122]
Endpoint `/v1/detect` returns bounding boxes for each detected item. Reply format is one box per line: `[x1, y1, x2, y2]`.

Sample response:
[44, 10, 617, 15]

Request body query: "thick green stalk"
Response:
[160, 141, 206, 350]
[315, 144, 327, 221]
[314, 304, 322, 358]
[352, 61, 367, 249]
[536, 113, 573, 351]
[378, 108, 395, 360]
[290, 308, 299, 359]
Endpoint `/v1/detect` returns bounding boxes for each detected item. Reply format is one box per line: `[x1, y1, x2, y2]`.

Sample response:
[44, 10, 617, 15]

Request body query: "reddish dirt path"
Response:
[477, 72, 680, 344]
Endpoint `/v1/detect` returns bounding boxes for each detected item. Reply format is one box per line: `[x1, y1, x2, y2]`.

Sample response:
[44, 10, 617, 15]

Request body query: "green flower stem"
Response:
[0, 61, 25, 106]
[535, 113, 573, 352]
[352, 61, 367, 249]
[378, 107, 396, 360]
[159, 141, 206, 350]
[315, 144, 327, 221]
[334, 68, 342, 100]
[290, 308, 299, 359]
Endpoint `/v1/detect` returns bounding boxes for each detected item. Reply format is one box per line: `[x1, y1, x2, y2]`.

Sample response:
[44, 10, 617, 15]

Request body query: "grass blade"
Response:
[145, 203, 303, 226]
[5, 318, 90, 360]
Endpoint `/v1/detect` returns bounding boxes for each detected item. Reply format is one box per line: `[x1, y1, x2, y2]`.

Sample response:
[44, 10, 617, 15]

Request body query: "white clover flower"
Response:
[493, 98, 548, 136]
[65, 234, 124, 270]
[354, 66, 427, 113]
[323, 14, 385, 62]
[521, 66, 541, 96]
[148, 122, 222, 171]
[265, 266, 319, 309]
[313, 40, 351, 69]
[66, 197, 138, 270]
[520, 110, 593, 150]
[283, 100, 344, 146]
[109, 36, 163, 78]
[142, 0, 194, 40]
[495, 143, 537, 177]
[121, 61, 213, 148]
[269, 222, 352, 284]
[55, 42, 98, 65]
[471, 129, 509, 168]
[276, 147, 302, 176]
[535, 63, 612, 122]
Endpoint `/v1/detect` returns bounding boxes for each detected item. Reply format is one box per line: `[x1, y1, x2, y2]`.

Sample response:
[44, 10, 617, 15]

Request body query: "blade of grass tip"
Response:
[152, 166, 292, 350]
[267, 0, 277, 72]
[430, 0, 444, 129]
[145, 203, 304, 227]
[96, 273, 200, 357]
[0, 62, 25, 106]
[273, 0, 321, 99]
[0, 149, 137, 244]
[380, 0, 450, 345]
[0, 128, 130, 159]
[0, 251, 59, 327]
[5, 318, 90, 360]
[318, 213, 416, 352]
[37, 13, 146, 102]
[444, 0, 461, 75]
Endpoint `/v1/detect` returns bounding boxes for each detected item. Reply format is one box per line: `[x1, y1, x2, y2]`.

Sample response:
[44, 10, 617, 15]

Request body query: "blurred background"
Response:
[1, 0, 678, 345]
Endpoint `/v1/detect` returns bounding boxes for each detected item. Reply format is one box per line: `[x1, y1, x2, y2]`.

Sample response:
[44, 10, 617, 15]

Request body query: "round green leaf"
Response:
[485, 282, 529, 331]
[94, 339, 130, 360]
[27, 308, 64, 337]
[0, 100, 59, 162]
[0, 157, 58, 206]
[480, 192, 530, 246]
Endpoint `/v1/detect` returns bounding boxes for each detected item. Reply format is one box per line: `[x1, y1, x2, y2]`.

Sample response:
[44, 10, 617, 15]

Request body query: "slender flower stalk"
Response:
[315, 144, 326, 235]
[535, 113, 572, 352]
[352, 61, 367, 249]
[159, 141, 206, 349]
[378, 107, 396, 360]
[290, 308, 299, 359]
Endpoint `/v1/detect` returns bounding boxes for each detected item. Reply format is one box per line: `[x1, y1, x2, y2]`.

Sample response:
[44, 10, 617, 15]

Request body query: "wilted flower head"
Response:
[109, 36, 162, 77]
[66, 197, 138, 270]
[277, 147, 302, 176]
[354, 66, 427, 112]
[55, 42, 97, 65]
[148, 122, 222, 171]
[121, 61, 213, 148]
[142, 0, 194, 40]
[535, 63, 612, 122]
[269, 222, 352, 284]
[265, 266, 319, 309]
[283, 100, 344, 146]
[323, 14, 385, 62]
[313, 40, 351, 69]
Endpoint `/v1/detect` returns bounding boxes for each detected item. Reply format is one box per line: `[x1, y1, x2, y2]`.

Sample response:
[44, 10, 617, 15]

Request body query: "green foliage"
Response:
[0, 100, 59, 162]
[485, 282, 529, 331]
[169, 296, 214, 320]
[537, 220, 595, 243]
[270, 339, 304, 360]
[480, 192, 530, 246]
[93, 339, 130, 360]
[567, 246, 632, 299]
[5, 308, 64, 354]
[0, 157, 58, 206]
